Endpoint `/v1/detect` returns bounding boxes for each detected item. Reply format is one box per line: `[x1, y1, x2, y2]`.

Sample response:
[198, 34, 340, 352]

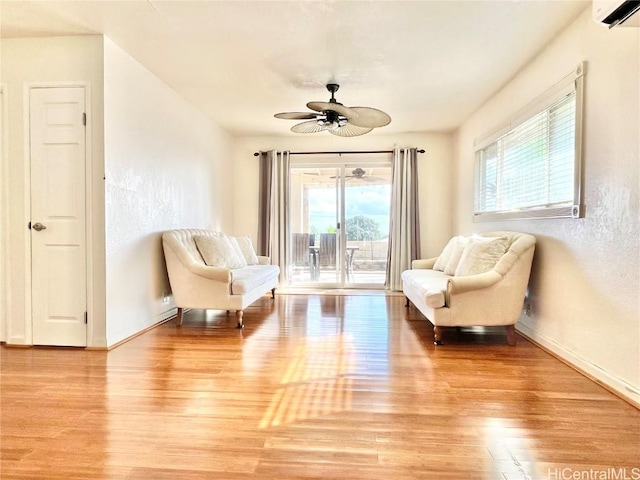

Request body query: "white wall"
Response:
[453, 10, 639, 404]
[103, 38, 234, 346]
[0, 36, 106, 347]
[231, 132, 454, 259]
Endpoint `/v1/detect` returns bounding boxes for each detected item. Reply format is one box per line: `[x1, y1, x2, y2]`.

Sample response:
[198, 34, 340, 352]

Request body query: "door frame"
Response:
[289, 155, 392, 289]
[22, 82, 94, 346]
[0, 84, 8, 343]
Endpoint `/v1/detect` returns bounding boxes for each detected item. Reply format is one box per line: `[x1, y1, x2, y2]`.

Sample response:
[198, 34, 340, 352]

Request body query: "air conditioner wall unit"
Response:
[593, 0, 640, 27]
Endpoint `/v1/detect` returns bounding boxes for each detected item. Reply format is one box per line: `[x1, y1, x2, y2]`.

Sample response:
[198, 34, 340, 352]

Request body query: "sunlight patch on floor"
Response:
[259, 334, 355, 428]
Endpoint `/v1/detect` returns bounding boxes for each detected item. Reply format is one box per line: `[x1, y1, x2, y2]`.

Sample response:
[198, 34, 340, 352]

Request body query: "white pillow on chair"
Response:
[433, 236, 460, 272]
[443, 236, 469, 275]
[227, 237, 249, 268]
[194, 235, 246, 269]
[233, 235, 260, 265]
[455, 235, 509, 276]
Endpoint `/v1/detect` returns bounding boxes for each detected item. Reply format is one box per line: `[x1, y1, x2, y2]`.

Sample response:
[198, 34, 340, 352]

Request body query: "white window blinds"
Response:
[474, 64, 584, 221]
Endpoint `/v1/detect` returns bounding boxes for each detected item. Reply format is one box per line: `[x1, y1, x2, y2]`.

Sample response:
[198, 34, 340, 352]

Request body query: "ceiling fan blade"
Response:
[331, 174, 358, 179]
[328, 123, 373, 137]
[306, 102, 357, 119]
[347, 107, 391, 128]
[291, 120, 327, 134]
[274, 112, 318, 120]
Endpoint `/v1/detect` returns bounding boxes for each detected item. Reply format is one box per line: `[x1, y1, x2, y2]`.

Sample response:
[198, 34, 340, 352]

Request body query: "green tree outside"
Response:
[346, 216, 381, 241]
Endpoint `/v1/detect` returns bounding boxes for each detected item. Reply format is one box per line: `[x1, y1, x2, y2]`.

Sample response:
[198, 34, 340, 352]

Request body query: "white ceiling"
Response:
[0, 0, 589, 137]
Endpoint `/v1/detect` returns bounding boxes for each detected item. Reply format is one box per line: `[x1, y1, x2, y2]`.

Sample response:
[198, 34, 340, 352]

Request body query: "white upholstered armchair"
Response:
[162, 229, 279, 328]
[402, 231, 536, 345]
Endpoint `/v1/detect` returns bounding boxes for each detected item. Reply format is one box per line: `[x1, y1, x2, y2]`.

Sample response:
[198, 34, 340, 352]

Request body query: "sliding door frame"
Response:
[289, 153, 392, 289]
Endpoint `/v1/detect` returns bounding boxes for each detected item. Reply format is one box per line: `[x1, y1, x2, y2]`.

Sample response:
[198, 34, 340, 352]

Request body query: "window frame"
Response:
[473, 63, 585, 222]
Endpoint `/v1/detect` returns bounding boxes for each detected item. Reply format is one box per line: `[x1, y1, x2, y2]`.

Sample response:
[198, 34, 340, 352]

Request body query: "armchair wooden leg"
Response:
[271, 288, 276, 299]
[176, 307, 184, 326]
[236, 310, 244, 329]
[405, 296, 410, 307]
[434, 325, 443, 345]
[506, 324, 516, 346]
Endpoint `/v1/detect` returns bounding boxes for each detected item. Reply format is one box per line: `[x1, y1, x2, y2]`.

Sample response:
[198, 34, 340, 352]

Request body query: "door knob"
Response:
[32, 222, 47, 232]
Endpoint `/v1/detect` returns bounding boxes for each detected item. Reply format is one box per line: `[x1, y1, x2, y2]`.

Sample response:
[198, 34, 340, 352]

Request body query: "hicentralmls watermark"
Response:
[547, 468, 640, 480]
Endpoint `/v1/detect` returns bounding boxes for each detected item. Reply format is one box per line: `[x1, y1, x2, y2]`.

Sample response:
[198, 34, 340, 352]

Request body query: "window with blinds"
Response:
[474, 64, 584, 221]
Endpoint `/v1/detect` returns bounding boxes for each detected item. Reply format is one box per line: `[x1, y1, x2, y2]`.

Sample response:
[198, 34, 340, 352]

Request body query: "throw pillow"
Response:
[234, 235, 260, 265]
[227, 237, 248, 268]
[443, 236, 469, 275]
[194, 235, 245, 269]
[433, 236, 460, 272]
[454, 235, 509, 276]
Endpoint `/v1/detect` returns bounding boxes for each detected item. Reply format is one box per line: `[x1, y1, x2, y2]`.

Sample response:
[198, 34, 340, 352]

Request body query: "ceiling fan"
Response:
[274, 83, 391, 137]
[331, 168, 386, 182]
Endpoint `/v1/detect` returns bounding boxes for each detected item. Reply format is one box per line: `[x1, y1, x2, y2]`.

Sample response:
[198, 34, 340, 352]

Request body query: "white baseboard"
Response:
[158, 306, 177, 321]
[517, 323, 640, 408]
[88, 335, 108, 348]
[6, 334, 27, 345]
[107, 310, 176, 350]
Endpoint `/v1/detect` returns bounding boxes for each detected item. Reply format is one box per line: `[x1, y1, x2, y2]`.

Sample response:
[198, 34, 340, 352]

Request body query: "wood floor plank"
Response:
[1, 294, 638, 479]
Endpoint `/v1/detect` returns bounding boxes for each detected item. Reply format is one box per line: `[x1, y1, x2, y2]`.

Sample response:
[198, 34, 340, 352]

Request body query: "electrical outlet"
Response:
[523, 301, 531, 316]
[162, 290, 170, 304]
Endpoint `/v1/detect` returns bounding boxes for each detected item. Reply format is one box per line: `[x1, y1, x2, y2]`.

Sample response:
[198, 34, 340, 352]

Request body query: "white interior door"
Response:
[30, 87, 87, 347]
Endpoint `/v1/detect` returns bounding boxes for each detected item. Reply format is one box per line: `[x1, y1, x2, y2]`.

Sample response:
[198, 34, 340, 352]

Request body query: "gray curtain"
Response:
[386, 147, 421, 291]
[257, 150, 290, 283]
[257, 154, 272, 256]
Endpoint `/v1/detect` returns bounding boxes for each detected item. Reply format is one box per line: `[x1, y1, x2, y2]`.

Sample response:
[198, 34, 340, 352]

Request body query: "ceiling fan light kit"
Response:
[275, 83, 391, 137]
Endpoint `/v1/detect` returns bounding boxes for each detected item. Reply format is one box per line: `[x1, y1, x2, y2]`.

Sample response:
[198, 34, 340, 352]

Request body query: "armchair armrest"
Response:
[412, 257, 438, 269]
[164, 238, 231, 283]
[188, 263, 232, 283]
[447, 270, 502, 294]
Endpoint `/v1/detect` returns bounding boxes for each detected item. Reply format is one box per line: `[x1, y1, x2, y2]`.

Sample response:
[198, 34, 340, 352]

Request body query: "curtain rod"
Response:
[253, 149, 425, 157]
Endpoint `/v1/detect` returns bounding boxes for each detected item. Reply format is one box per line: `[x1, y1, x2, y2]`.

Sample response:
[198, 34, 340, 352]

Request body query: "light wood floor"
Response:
[2, 294, 638, 479]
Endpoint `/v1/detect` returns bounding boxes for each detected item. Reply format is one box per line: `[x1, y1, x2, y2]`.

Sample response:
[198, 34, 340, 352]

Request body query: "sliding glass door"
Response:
[288, 156, 392, 289]
[342, 166, 392, 286]
[290, 166, 340, 285]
